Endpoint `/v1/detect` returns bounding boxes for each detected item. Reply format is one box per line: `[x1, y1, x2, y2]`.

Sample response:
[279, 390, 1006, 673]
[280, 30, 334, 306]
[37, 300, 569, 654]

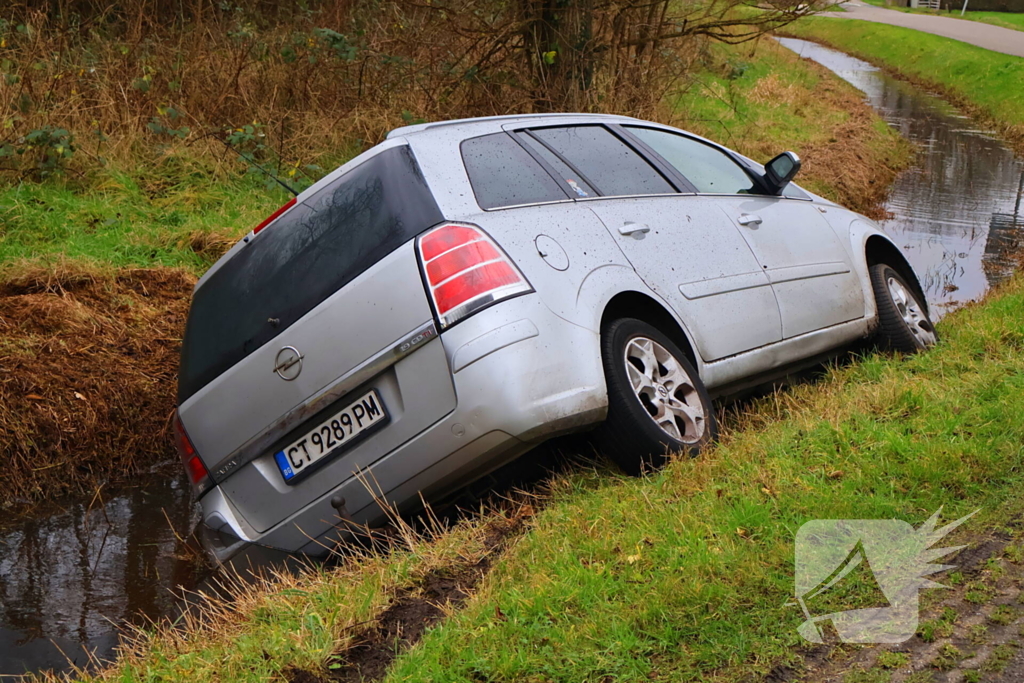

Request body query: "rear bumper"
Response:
[198, 294, 607, 567]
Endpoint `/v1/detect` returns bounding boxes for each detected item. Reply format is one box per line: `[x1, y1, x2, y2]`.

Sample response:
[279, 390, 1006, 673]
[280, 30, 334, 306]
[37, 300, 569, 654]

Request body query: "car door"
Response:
[520, 125, 783, 362]
[623, 125, 865, 339]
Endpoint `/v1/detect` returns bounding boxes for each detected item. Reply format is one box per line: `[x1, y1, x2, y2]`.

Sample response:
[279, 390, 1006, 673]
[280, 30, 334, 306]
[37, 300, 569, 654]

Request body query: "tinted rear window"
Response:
[530, 126, 674, 197]
[461, 133, 568, 209]
[178, 145, 443, 402]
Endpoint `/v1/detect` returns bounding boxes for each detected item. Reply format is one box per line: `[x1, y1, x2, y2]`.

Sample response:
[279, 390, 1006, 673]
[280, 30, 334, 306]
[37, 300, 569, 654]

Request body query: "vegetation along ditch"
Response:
[0, 2, 1023, 680]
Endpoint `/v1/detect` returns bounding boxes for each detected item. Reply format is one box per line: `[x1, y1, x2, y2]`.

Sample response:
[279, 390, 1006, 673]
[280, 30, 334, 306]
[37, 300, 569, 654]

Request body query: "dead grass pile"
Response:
[796, 68, 909, 219]
[0, 264, 194, 509]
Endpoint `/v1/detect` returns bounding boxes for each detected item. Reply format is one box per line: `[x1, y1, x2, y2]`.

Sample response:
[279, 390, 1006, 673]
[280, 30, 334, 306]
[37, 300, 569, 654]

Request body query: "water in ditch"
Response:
[0, 476, 204, 679]
[778, 37, 1024, 317]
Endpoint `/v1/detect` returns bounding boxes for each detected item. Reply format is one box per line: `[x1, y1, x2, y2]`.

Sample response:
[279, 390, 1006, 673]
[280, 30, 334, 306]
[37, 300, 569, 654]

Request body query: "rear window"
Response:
[178, 145, 443, 403]
[461, 133, 568, 209]
[530, 126, 675, 197]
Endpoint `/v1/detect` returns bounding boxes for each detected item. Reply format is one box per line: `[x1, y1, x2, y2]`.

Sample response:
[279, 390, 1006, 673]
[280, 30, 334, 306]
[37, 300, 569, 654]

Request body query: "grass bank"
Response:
[72, 262, 1024, 683]
[782, 17, 1024, 152]
[0, 159, 302, 276]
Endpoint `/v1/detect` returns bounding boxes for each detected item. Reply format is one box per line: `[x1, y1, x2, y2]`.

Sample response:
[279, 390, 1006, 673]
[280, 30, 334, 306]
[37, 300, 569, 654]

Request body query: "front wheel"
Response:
[595, 318, 717, 476]
[869, 263, 938, 353]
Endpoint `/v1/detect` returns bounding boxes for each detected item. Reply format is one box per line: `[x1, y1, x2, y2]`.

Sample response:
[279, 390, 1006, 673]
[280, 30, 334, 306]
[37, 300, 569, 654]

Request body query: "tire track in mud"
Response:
[286, 506, 532, 683]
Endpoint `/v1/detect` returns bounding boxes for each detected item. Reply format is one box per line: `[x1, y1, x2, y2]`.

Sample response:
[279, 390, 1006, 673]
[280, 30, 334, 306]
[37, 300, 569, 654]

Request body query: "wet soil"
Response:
[286, 513, 529, 683]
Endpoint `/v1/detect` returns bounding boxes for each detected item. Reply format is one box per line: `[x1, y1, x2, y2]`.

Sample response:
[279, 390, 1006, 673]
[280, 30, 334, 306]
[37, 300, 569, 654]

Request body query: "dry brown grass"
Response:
[0, 1, 687, 178]
[0, 1, 826, 181]
[0, 4, 523, 176]
[0, 263, 194, 510]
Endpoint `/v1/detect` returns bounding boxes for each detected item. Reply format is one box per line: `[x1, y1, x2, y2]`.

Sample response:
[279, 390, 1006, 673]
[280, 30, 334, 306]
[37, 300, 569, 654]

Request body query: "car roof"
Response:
[385, 113, 642, 140]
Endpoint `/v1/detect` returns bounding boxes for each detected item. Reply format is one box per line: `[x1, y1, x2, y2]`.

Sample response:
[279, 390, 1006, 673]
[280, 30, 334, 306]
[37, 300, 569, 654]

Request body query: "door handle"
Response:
[619, 222, 651, 239]
[737, 214, 763, 227]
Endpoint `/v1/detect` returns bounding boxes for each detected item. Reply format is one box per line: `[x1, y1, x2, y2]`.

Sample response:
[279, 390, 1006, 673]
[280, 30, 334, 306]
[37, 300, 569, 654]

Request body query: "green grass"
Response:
[858, 1, 1024, 32]
[75, 273, 1024, 682]
[678, 40, 856, 154]
[373, 282, 1024, 682]
[878, 650, 911, 669]
[782, 18, 1024, 147]
[0, 156, 314, 276]
[954, 10, 1024, 31]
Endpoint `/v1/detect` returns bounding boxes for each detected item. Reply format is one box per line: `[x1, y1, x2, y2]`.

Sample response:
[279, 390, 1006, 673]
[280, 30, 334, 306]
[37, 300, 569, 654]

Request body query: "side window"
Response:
[530, 126, 675, 197]
[626, 127, 757, 195]
[461, 133, 569, 209]
[515, 132, 595, 198]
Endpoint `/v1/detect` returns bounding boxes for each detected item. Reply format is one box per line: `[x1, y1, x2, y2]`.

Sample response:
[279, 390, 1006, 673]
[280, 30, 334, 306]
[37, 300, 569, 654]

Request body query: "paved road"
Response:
[819, 1, 1024, 58]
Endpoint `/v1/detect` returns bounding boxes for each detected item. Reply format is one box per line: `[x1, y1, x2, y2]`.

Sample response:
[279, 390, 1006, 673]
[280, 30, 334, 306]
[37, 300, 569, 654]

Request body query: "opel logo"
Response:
[273, 346, 304, 381]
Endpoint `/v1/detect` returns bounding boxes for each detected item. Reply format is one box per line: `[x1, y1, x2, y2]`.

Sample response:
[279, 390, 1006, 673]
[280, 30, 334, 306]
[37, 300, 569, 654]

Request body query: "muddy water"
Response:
[0, 476, 203, 679]
[778, 37, 1024, 317]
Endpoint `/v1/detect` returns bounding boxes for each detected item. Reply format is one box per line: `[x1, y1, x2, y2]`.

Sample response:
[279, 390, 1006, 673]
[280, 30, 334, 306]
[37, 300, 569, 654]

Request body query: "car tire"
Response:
[595, 318, 717, 476]
[869, 263, 938, 353]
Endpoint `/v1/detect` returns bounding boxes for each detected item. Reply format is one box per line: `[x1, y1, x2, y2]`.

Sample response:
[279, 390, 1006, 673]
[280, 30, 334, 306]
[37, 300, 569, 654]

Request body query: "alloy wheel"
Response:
[887, 277, 937, 347]
[622, 336, 706, 444]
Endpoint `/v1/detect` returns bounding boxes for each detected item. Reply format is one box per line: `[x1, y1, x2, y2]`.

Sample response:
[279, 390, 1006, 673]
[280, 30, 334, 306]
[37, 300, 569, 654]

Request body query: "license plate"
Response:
[274, 389, 388, 482]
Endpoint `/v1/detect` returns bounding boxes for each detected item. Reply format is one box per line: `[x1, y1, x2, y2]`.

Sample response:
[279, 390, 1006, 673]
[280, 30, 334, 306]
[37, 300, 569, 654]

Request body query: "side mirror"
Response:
[764, 151, 801, 194]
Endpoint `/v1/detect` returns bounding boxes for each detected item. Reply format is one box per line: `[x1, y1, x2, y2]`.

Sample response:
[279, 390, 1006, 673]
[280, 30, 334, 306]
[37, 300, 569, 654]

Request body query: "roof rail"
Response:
[385, 112, 632, 139]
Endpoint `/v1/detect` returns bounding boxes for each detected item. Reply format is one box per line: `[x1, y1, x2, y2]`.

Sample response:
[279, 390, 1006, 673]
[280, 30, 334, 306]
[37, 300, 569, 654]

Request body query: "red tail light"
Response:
[417, 223, 531, 328]
[252, 197, 296, 234]
[173, 410, 212, 496]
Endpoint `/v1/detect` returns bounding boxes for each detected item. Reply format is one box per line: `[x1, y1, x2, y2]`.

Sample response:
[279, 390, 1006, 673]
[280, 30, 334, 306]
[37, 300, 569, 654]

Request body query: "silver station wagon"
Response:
[172, 113, 936, 566]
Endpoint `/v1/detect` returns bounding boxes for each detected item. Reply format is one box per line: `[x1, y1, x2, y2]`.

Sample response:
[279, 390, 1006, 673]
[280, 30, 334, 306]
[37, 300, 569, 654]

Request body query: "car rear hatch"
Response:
[176, 142, 457, 533]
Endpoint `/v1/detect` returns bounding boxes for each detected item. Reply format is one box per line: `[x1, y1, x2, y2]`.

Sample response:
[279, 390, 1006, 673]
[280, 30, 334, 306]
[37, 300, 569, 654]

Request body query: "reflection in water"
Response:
[0, 477, 201, 679]
[778, 38, 1024, 317]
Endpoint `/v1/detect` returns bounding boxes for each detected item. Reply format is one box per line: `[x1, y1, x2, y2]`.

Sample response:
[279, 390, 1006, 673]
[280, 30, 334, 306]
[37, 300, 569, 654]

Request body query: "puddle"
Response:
[778, 37, 1024, 317]
[0, 477, 204, 679]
